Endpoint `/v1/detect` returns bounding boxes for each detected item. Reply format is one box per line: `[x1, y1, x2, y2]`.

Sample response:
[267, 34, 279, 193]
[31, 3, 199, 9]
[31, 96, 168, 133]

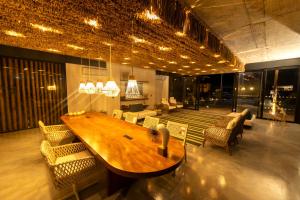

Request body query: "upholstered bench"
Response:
[123, 103, 157, 120]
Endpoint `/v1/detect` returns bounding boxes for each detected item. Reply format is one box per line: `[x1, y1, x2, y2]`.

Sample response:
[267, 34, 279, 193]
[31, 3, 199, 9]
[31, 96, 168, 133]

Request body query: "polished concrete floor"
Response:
[0, 119, 300, 200]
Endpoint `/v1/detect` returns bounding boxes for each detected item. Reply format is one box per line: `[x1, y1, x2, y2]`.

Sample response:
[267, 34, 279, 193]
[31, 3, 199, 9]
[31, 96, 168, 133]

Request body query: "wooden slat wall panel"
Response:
[0, 56, 67, 133]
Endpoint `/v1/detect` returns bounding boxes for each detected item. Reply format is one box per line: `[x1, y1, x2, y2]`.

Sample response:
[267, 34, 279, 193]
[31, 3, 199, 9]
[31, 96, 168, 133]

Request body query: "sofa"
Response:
[227, 109, 255, 128]
[123, 104, 157, 120]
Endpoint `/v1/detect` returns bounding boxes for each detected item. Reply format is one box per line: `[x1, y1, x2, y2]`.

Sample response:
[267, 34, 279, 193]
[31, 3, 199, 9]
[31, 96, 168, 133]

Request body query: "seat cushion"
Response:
[123, 110, 157, 120]
[55, 150, 91, 165]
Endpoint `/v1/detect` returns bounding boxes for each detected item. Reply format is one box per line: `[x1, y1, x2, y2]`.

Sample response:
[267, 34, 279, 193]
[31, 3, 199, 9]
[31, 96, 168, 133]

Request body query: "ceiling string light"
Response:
[126, 20, 142, 99]
[103, 45, 120, 97]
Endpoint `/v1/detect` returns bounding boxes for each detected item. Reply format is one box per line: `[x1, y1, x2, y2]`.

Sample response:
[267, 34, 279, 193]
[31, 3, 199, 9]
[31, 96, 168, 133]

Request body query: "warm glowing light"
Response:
[102, 42, 113, 46]
[206, 64, 212, 67]
[180, 55, 189, 59]
[85, 81, 96, 94]
[159, 46, 172, 51]
[168, 61, 177, 64]
[194, 68, 200, 71]
[183, 65, 190, 68]
[132, 50, 139, 54]
[67, 44, 84, 50]
[143, 66, 150, 69]
[121, 62, 129, 65]
[95, 57, 103, 60]
[200, 45, 205, 49]
[175, 31, 186, 37]
[96, 81, 104, 93]
[190, 61, 196, 64]
[201, 70, 207, 73]
[79, 82, 86, 93]
[214, 54, 221, 58]
[30, 23, 62, 34]
[129, 35, 151, 44]
[4, 30, 25, 37]
[233, 68, 239, 71]
[161, 66, 167, 68]
[47, 84, 56, 91]
[250, 87, 254, 91]
[136, 6, 161, 23]
[103, 81, 120, 97]
[126, 78, 141, 99]
[172, 71, 176, 73]
[178, 69, 183, 71]
[241, 87, 246, 91]
[218, 60, 226, 64]
[124, 57, 130, 60]
[229, 64, 235, 67]
[211, 68, 216, 71]
[47, 48, 61, 53]
[84, 18, 100, 28]
[157, 57, 164, 60]
[149, 62, 155, 65]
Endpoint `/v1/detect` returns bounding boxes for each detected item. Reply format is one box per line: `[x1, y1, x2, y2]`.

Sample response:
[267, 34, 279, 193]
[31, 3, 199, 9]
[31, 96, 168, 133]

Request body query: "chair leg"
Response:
[225, 145, 232, 156]
[72, 184, 80, 200]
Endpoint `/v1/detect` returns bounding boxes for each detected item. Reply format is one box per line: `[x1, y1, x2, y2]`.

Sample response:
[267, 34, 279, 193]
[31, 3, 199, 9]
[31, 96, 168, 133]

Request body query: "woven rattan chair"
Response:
[40, 140, 96, 200]
[39, 121, 75, 146]
[166, 121, 188, 161]
[112, 109, 123, 119]
[161, 98, 176, 112]
[143, 116, 160, 129]
[124, 112, 138, 124]
[203, 117, 239, 155]
[169, 97, 183, 109]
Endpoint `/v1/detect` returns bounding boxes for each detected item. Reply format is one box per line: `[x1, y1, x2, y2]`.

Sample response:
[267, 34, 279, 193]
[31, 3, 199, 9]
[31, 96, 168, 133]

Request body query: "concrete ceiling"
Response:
[185, 0, 300, 64]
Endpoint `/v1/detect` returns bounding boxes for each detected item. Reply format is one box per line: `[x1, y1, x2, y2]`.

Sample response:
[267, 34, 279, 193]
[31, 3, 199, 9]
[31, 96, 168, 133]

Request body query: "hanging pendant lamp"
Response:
[103, 45, 120, 97]
[95, 55, 104, 94]
[125, 20, 141, 99]
[85, 58, 96, 94]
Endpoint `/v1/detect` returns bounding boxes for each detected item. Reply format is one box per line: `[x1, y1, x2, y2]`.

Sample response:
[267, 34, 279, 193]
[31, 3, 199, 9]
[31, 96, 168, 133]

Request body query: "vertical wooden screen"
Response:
[0, 56, 67, 133]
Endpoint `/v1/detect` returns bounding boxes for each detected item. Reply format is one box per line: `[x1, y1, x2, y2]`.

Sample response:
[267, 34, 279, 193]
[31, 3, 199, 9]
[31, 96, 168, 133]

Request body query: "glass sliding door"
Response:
[237, 72, 263, 116]
[263, 68, 298, 122]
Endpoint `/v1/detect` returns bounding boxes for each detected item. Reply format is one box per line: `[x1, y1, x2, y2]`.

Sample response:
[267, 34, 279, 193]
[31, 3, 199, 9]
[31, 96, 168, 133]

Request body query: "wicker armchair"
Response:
[169, 97, 183, 108]
[39, 121, 75, 146]
[124, 112, 138, 124]
[143, 116, 160, 129]
[112, 109, 123, 119]
[40, 140, 96, 199]
[203, 117, 239, 155]
[166, 121, 188, 161]
[161, 98, 176, 112]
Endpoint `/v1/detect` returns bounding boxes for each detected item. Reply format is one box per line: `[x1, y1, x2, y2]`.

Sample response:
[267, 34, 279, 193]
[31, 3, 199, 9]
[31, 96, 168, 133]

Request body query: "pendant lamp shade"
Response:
[103, 80, 120, 97]
[126, 75, 141, 99]
[79, 82, 86, 93]
[96, 81, 104, 94]
[85, 81, 96, 94]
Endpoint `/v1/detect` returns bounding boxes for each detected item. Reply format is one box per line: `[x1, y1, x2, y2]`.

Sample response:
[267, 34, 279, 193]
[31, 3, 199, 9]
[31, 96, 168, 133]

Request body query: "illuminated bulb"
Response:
[129, 35, 150, 44]
[241, 87, 246, 91]
[233, 68, 239, 71]
[149, 62, 155, 65]
[4, 30, 25, 37]
[206, 64, 212, 67]
[161, 66, 167, 68]
[175, 31, 186, 37]
[229, 64, 234, 67]
[211, 68, 216, 71]
[172, 71, 176, 73]
[201, 70, 207, 73]
[124, 57, 130, 60]
[214, 54, 221, 58]
[47, 48, 61, 53]
[190, 61, 196, 64]
[157, 57, 164, 60]
[144, 66, 150, 69]
[84, 18, 100, 28]
[132, 50, 139, 54]
[178, 69, 183, 71]
[218, 60, 226, 64]
[200, 45, 205, 49]
[67, 44, 84, 50]
[95, 57, 103, 60]
[194, 68, 200, 71]
[250, 87, 254, 91]
[30, 23, 62, 34]
[180, 55, 189, 59]
[102, 42, 113, 46]
[159, 46, 172, 51]
[183, 65, 190, 68]
[136, 6, 161, 23]
[121, 62, 129, 65]
[103, 81, 120, 97]
[168, 61, 177, 64]
[85, 81, 96, 94]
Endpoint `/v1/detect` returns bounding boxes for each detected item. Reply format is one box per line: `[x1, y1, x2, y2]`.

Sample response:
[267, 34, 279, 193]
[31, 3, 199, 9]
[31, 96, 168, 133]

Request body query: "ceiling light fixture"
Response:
[84, 18, 100, 29]
[175, 31, 186, 37]
[132, 50, 139, 54]
[180, 55, 189, 59]
[143, 66, 150, 69]
[213, 54, 221, 58]
[206, 64, 212, 67]
[201, 70, 207, 73]
[67, 44, 84, 50]
[149, 62, 155, 65]
[182, 65, 190, 68]
[211, 68, 216, 71]
[124, 57, 130, 60]
[159, 46, 172, 51]
[136, 6, 161, 24]
[129, 35, 151, 44]
[190, 61, 196, 64]
[47, 48, 61, 53]
[200, 45, 205, 49]
[30, 23, 62, 34]
[157, 57, 164, 60]
[194, 68, 200, 71]
[4, 30, 25, 37]
[121, 62, 129, 65]
[218, 60, 226, 64]
[178, 69, 183, 71]
[168, 61, 177, 64]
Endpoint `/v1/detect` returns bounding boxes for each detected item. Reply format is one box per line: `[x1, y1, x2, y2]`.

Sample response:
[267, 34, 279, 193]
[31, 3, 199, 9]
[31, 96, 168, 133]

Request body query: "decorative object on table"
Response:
[147, 125, 159, 143]
[103, 45, 120, 97]
[157, 124, 169, 157]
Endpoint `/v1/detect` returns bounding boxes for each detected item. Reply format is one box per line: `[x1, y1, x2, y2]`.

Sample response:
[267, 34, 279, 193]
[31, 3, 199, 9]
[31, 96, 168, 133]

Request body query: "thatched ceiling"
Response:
[185, 0, 300, 64]
[0, 0, 244, 75]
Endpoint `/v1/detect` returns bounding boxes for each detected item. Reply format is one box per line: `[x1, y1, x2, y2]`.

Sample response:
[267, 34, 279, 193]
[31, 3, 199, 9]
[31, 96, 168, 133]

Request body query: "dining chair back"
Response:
[112, 109, 123, 119]
[143, 116, 159, 129]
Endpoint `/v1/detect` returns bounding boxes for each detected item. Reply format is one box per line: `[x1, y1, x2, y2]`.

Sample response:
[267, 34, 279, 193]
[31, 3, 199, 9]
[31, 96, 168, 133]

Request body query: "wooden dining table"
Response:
[61, 112, 184, 194]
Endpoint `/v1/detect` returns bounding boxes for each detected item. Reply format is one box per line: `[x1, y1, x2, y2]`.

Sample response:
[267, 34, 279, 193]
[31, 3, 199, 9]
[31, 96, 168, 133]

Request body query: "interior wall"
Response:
[155, 75, 169, 104]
